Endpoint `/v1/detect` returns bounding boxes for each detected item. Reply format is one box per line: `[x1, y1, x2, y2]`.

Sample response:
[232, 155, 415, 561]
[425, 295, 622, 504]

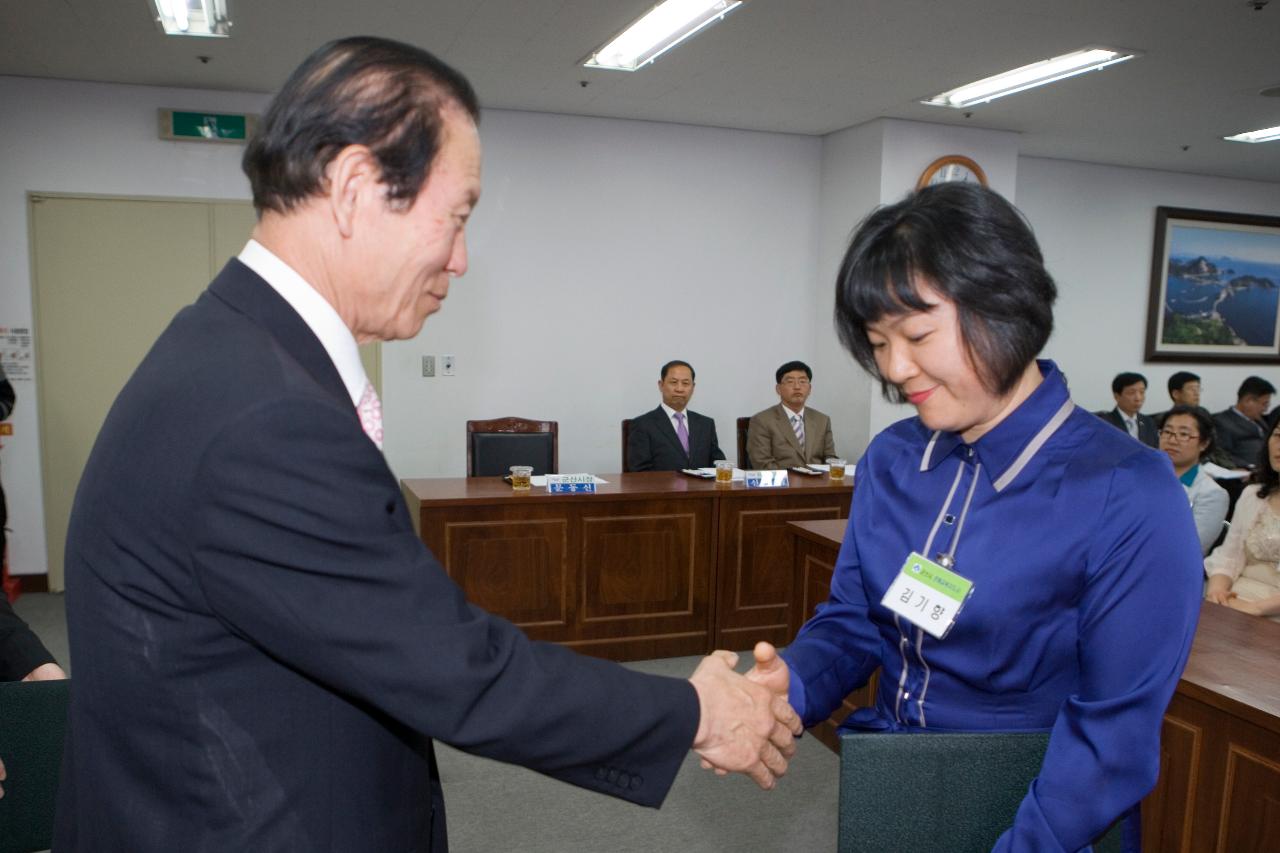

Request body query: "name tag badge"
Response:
[880, 551, 974, 639]
[744, 470, 790, 489]
[546, 474, 597, 493]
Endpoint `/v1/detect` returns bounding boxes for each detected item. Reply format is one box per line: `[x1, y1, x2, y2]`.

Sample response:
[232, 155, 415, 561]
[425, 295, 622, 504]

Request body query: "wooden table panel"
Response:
[581, 511, 699, 621]
[714, 481, 850, 650]
[401, 472, 851, 661]
[446, 517, 569, 628]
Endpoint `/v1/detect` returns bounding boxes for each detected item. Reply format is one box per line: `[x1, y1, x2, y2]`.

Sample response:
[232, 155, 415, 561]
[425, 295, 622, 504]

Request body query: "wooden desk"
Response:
[786, 521, 1280, 851]
[1144, 603, 1280, 852]
[788, 519, 878, 751]
[400, 471, 851, 661]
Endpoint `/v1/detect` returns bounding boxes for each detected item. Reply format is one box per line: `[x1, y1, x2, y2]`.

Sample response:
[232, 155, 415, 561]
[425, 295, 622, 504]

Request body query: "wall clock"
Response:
[916, 155, 988, 189]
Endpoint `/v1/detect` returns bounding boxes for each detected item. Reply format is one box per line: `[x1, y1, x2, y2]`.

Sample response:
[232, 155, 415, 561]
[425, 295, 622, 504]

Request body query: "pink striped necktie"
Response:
[358, 382, 383, 449]
[675, 412, 690, 454]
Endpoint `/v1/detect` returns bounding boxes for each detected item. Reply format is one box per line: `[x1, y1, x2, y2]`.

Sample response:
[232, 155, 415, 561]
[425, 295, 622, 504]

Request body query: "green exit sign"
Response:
[159, 109, 258, 144]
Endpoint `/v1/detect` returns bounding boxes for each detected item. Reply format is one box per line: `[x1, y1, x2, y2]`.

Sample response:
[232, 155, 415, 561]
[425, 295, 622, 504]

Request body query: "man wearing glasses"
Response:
[747, 361, 837, 469]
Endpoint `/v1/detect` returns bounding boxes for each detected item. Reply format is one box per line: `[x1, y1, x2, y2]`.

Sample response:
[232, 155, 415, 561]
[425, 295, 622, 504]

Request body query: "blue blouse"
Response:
[783, 361, 1202, 852]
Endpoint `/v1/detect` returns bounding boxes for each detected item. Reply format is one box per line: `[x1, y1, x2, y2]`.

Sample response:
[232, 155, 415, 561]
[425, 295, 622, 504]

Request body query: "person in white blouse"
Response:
[1205, 418, 1280, 621]
[1158, 405, 1229, 556]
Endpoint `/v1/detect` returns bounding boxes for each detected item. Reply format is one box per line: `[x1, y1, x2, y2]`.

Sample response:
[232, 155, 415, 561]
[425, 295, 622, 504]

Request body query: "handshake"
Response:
[687, 641, 803, 790]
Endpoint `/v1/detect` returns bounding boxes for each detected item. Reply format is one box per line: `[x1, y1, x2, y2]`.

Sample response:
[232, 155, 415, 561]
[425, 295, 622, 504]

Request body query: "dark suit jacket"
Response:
[55, 261, 698, 853]
[1097, 408, 1159, 448]
[746, 404, 836, 469]
[1213, 407, 1268, 469]
[627, 406, 724, 471]
[0, 595, 56, 681]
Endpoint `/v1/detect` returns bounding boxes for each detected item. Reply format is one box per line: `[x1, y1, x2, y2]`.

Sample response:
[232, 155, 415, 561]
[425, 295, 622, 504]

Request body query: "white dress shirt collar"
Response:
[782, 405, 806, 422]
[238, 239, 369, 407]
[660, 402, 688, 424]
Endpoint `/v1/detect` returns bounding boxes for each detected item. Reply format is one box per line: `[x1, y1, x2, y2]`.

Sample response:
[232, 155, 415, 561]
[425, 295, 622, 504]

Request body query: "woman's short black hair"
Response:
[834, 183, 1057, 402]
[1257, 422, 1280, 499]
[1162, 404, 1216, 460]
[243, 36, 480, 215]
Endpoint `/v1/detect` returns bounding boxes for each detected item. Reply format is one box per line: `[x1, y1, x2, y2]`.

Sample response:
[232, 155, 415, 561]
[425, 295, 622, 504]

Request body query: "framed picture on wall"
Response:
[1145, 206, 1280, 363]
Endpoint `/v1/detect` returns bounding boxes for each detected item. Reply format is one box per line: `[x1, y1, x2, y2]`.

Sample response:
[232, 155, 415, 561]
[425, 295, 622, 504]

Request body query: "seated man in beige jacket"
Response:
[746, 361, 836, 469]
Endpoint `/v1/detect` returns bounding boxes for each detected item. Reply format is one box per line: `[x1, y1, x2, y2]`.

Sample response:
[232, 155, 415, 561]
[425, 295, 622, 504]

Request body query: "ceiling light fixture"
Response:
[923, 47, 1140, 109]
[1223, 125, 1280, 143]
[583, 0, 745, 72]
[152, 0, 232, 38]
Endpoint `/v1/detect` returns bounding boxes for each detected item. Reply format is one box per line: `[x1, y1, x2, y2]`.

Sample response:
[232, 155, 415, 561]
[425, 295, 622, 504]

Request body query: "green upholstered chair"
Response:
[0, 679, 70, 853]
[838, 731, 1125, 853]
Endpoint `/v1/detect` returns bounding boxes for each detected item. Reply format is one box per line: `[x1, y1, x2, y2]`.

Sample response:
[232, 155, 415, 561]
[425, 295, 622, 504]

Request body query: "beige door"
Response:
[30, 195, 255, 591]
[31, 195, 381, 591]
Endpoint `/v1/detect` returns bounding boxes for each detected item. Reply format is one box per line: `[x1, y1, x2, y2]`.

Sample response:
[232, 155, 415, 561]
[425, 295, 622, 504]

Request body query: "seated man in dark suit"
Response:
[1213, 375, 1275, 469]
[746, 361, 837, 469]
[1153, 370, 1201, 428]
[628, 360, 725, 471]
[1154, 370, 1238, 470]
[1097, 371, 1159, 447]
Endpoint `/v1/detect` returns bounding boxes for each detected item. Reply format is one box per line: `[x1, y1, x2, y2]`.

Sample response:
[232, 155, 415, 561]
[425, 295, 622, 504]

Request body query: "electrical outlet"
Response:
[442, 355, 456, 376]
[422, 355, 435, 377]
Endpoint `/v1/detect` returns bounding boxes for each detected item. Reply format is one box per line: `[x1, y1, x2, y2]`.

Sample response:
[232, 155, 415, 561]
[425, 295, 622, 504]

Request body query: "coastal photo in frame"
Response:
[1145, 206, 1280, 363]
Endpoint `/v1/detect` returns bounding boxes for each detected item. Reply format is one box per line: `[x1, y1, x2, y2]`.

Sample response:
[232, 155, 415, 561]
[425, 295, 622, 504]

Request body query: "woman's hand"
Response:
[1226, 597, 1260, 616]
[1204, 574, 1233, 605]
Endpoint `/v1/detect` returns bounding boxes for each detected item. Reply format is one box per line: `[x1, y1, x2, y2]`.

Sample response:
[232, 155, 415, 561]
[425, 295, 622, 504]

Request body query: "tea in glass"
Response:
[510, 465, 533, 490]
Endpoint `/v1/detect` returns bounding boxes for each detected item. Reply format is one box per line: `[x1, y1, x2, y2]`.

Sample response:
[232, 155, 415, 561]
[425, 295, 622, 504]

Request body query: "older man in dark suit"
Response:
[627, 361, 725, 471]
[54, 38, 797, 853]
[1213, 375, 1276, 469]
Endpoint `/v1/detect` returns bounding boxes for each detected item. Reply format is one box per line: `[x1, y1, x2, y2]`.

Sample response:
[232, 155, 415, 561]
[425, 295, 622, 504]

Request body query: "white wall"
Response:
[811, 120, 884, 458]
[1018, 157, 1280, 416]
[383, 110, 824, 478]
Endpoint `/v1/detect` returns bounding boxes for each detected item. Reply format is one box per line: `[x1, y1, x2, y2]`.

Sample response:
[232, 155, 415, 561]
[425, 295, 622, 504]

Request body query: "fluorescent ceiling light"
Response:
[152, 0, 232, 38]
[923, 47, 1140, 109]
[584, 0, 745, 72]
[1223, 125, 1280, 143]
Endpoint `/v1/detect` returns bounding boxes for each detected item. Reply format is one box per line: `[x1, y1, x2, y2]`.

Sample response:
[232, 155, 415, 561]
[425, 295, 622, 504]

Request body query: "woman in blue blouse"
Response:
[752, 184, 1203, 851]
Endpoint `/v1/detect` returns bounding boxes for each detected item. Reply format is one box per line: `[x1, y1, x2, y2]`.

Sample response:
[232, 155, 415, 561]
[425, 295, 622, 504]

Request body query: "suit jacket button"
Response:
[607, 769, 619, 783]
[595, 767, 608, 781]
[616, 772, 630, 788]
[630, 775, 643, 790]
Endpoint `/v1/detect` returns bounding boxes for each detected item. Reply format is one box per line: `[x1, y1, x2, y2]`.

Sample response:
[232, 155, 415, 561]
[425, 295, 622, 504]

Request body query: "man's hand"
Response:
[22, 662, 67, 682]
[688, 649, 802, 789]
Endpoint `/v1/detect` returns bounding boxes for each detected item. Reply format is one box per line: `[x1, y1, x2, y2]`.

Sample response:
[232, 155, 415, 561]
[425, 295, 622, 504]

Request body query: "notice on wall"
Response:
[0, 326, 33, 380]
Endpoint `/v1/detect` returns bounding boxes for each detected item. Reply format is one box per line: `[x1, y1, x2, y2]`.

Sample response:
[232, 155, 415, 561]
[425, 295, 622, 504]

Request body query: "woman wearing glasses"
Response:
[1204, 420, 1280, 621]
[754, 184, 1203, 852]
[1158, 405, 1229, 555]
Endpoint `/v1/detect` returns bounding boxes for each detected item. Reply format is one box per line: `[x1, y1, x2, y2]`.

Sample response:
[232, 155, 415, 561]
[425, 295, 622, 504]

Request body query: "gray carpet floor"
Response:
[11, 592, 838, 852]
